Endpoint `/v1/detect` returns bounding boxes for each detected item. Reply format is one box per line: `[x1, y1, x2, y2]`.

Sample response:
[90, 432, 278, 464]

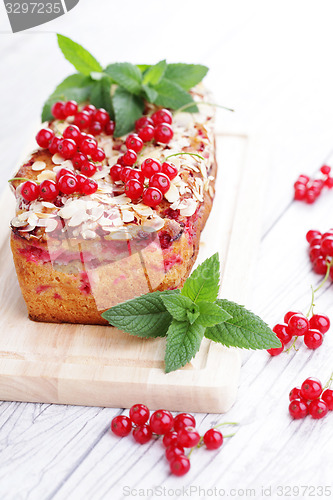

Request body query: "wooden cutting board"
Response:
[0, 132, 267, 413]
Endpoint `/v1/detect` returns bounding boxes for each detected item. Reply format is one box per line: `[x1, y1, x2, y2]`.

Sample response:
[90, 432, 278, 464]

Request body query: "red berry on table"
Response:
[149, 409, 174, 435]
[73, 111, 92, 130]
[305, 189, 318, 204]
[165, 445, 185, 462]
[126, 134, 144, 153]
[169, 455, 191, 476]
[177, 426, 201, 448]
[120, 167, 133, 183]
[287, 313, 309, 337]
[36, 128, 54, 148]
[81, 161, 97, 177]
[154, 123, 174, 144]
[49, 136, 61, 155]
[72, 152, 88, 170]
[123, 149, 137, 166]
[138, 125, 155, 142]
[289, 387, 301, 401]
[203, 428, 223, 450]
[82, 104, 96, 115]
[129, 403, 150, 426]
[289, 400, 308, 419]
[304, 329, 323, 349]
[313, 256, 328, 275]
[39, 180, 59, 201]
[162, 431, 179, 448]
[322, 389, 333, 410]
[80, 137, 98, 156]
[81, 178, 98, 195]
[56, 168, 73, 182]
[20, 181, 39, 202]
[173, 413, 196, 432]
[142, 187, 163, 207]
[51, 101, 65, 119]
[273, 324, 292, 344]
[284, 311, 299, 324]
[294, 185, 307, 201]
[58, 174, 78, 195]
[149, 173, 171, 194]
[300, 377, 322, 400]
[132, 424, 152, 444]
[63, 125, 82, 144]
[297, 174, 310, 185]
[321, 236, 333, 257]
[128, 169, 145, 184]
[105, 120, 115, 136]
[63, 100, 78, 117]
[308, 399, 328, 419]
[141, 158, 162, 179]
[91, 147, 106, 163]
[162, 162, 178, 180]
[111, 415, 132, 437]
[309, 245, 322, 263]
[89, 121, 104, 136]
[151, 108, 173, 126]
[94, 108, 110, 125]
[135, 116, 154, 132]
[320, 165, 331, 175]
[110, 164, 123, 182]
[267, 344, 284, 356]
[325, 176, 333, 188]
[306, 230, 321, 243]
[58, 138, 77, 159]
[125, 179, 144, 200]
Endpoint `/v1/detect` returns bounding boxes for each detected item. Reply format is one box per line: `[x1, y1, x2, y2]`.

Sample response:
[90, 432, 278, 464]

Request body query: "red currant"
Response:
[301, 377, 322, 400]
[273, 324, 292, 344]
[81, 161, 97, 177]
[151, 109, 173, 126]
[126, 134, 144, 153]
[94, 108, 109, 125]
[325, 176, 333, 188]
[122, 149, 137, 166]
[80, 137, 98, 156]
[203, 428, 223, 450]
[58, 138, 77, 159]
[162, 162, 178, 180]
[125, 179, 144, 200]
[72, 152, 88, 170]
[165, 445, 185, 462]
[73, 111, 92, 130]
[309, 245, 322, 263]
[267, 344, 284, 356]
[284, 311, 299, 324]
[306, 230, 321, 243]
[313, 256, 328, 274]
[149, 409, 174, 435]
[129, 403, 150, 426]
[289, 387, 301, 401]
[51, 101, 65, 119]
[91, 147, 106, 163]
[154, 123, 173, 144]
[141, 158, 162, 179]
[173, 413, 196, 432]
[81, 178, 98, 195]
[149, 173, 171, 194]
[162, 431, 179, 448]
[20, 181, 39, 202]
[76, 174, 88, 193]
[321, 236, 333, 257]
[304, 329, 323, 349]
[63, 125, 82, 144]
[128, 169, 145, 184]
[82, 104, 96, 115]
[320, 165, 331, 175]
[297, 174, 310, 184]
[39, 180, 59, 201]
[111, 415, 132, 437]
[287, 313, 309, 336]
[169, 455, 190, 476]
[58, 174, 78, 195]
[135, 116, 153, 132]
[56, 168, 73, 182]
[142, 187, 163, 207]
[36, 128, 54, 148]
[138, 125, 155, 142]
[120, 167, 133, 183]
[63, 100, 78, 117]
[289, 399, 308, 419]
[294, 186, 307, 201]
[132, 424, 152, 444]
[308, 399, 328, 419]
[322, 389, 333, 410]
[105, 120, 115, 136]
[49, 136, 61, 155]
[110, 164, 123, 182]
[89, 121, 104, 136]
[177, 426, 201, 448]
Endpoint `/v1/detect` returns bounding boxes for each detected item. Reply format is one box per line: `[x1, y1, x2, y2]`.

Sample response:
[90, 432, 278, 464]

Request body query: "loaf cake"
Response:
[10, 86, 216, 324]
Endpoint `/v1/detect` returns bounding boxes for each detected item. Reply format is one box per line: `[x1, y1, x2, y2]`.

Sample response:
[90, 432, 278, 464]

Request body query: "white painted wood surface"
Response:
[1, 1, 333, 498]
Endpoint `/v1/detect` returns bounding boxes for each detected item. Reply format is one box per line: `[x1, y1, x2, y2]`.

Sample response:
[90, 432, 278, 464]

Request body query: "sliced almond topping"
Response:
[31, 161, 46, 171]
[179, 198, 197, 217]
[52, 153, 65, 165]
[37, 170, 57, 182]
[164, 183, 180, 203]
[122, 210, 135, 223]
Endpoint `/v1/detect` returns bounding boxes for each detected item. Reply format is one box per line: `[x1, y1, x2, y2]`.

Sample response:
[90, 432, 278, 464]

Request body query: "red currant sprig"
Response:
[294, 165, 333, 203]
[289, 372, 333, 420]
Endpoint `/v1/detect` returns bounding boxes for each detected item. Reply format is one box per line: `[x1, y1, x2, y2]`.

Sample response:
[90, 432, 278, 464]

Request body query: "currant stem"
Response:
[285, 336, 298, 354]
[323, 371, 333, 390]
[213, 422, 239, 428]
[8, 177, 32, 183]
[175, 101, 235, 114]
[165, 152, 205, 162]
[306, 259, 333, 318]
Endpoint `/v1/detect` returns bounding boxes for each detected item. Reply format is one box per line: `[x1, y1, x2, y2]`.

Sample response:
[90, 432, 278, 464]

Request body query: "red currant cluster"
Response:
[306, 229, 333, 278]
[268, 311, 330, 356]
[294, 165, 333, 204]
[111, 404, 233, 477]
[289, 376, 333, 420]
[134, 108, 174, 144]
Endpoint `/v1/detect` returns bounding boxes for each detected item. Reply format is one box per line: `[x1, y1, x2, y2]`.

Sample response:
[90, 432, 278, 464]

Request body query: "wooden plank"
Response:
[0, 132, 266, 413]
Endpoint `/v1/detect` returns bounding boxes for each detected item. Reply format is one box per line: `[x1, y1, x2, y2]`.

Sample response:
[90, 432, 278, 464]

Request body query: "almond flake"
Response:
[52, 153, 65, 165]
[179, 198, 197, 217]
[31, 161, 46, 171]
[122, 210, 135, 223]
[164, 183, 180, 203]
[37, 170, 57, 182]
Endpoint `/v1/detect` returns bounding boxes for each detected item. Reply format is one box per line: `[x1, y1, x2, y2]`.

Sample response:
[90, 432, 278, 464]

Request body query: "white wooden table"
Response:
[1, 1, 333, 498]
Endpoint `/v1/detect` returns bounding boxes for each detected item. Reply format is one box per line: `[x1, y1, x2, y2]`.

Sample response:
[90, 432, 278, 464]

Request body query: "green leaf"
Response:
[164, 63, 208, 91]
[142, 84, 158, 103]
[205, 299, 282, 350]
[101, 290, 180, 338]
[181, 253, 220, 304]
[137, 64, 151, 73]
[89, 79, 114, 118]
[161, 294, 199, 323]
[143, 60, 167, 86]
[41, 73, 92, 122]
[105, 63, 142, 95]
[112, 87, 144, 137]
[154, 78, 198, 111]
[57, 34, 102, 75]
[196, 301, 232, 327]
[164, 319, 206, 373]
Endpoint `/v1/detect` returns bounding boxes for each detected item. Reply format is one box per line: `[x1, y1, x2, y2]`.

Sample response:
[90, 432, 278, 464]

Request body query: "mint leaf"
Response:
[143, 60, 167, 86]
[101, 290, 180, 338]
[181, 253, 220, 304]
[142, 84, 158, 103]
[137, 64, 151, 73]
[161, 294, 199, 323]
[154, 79, 198, 111]
[57, 34, 102, 75]
[41, 73, 92, 122]
[196, 301, 232, 327]
[105, 63, 142, 95]
[164, 63, 208, 91]
[205, 299, 282, 349]
[89, 78, 114, 118]
[164, 320, 205, 373]
[112, 87, 144, 137]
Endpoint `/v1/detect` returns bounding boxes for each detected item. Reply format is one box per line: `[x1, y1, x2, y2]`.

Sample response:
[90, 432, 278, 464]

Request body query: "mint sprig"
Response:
[102, 253, 281, 372]
[41, 35, 209, 136]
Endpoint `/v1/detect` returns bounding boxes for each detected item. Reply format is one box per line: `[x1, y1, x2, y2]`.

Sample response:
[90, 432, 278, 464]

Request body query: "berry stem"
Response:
[306, 259, 333, 318]
[285, 336, 299, 354]
[323, 371, 333, 390]
[213, 422, 239, 428]
[8, 177, 34, 183]
[175, 101, 235, 114]
[165, 152, 205, 162]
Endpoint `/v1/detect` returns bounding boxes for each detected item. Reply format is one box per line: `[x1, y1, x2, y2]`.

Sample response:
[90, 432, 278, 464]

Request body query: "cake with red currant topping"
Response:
[10, 87, 216, 324]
